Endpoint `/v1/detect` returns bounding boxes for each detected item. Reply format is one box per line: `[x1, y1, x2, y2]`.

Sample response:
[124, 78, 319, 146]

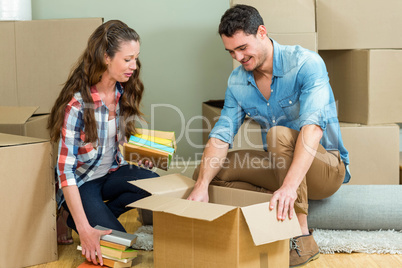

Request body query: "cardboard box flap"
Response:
[241, 202, 302, 246]
[0, 106, 39, 124]
[128, 195, 237, 221]
[129, 173, 195, 195]
[0, 133, 47, 147]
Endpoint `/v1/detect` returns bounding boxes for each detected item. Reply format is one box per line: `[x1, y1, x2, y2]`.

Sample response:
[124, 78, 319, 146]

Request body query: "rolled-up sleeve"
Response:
[57, 104, 82, 188]
[209, 88, 245, 148]
[298, 53, 337, 131]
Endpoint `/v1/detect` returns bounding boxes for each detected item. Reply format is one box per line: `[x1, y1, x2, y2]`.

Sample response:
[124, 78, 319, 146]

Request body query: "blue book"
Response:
[129, 136, 175, 154]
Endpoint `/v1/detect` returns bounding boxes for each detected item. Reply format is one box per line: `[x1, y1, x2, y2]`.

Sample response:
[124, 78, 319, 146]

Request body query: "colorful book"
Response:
[77, 245, 135, 266]
[124, 142, 172, 170]
[77, 260, 132, 268]
[133, 133, 173, 147]
[124, 129, 176, 171]
[100, 245, 137, 259]
[94, 226, 137, 247]
[128, 136, 175, 154]
[100, 240, 128, 251]
[78, 259, 133, 268]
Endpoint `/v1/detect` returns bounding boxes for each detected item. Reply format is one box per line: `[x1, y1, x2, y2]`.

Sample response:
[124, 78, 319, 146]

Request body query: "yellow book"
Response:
[134, 133, 173, 147]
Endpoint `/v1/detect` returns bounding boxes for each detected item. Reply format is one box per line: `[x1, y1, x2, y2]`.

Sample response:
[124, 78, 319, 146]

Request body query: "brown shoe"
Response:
[289, 230, 320, 267]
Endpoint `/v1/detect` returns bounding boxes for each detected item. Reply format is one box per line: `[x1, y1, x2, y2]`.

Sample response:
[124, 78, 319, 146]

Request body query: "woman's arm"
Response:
[63, 185, 112, 266]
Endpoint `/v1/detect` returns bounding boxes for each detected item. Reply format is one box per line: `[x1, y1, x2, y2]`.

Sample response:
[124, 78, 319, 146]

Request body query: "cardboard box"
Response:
[340, 123, 400, 185]
[0, 18, 103, 114]
[233, 33, 317, 69]
[202, 100, 264, 151]
[128, 174, 301, 268]
[317, 0, 402, 49]
[0, 133, 56, 267]
[230, 0, 315, 33]
[0, 22, 17, 103]
[0, 106, 49, 139]
[0, 106, 60, 167]
[320, 49, 402, 125]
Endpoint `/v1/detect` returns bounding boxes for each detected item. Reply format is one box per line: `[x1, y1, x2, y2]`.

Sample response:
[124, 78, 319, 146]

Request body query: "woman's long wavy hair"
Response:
[48, 20, 143, 144]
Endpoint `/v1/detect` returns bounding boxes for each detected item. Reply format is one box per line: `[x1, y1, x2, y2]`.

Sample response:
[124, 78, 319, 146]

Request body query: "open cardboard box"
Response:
[0, 133, 56, 267]
[128, 174, 301, 268]
[0, 106, 49, 139]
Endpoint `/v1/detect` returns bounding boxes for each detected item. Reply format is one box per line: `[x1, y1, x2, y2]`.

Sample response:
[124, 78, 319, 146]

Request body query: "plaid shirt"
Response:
[56, 82, 127, 206]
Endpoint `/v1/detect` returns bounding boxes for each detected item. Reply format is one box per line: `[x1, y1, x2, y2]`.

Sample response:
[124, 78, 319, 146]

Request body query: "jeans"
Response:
[63, 164, 159, 232]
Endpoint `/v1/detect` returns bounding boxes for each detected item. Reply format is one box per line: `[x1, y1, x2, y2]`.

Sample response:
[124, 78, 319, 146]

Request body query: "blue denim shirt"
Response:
[210, 39, 351, 183]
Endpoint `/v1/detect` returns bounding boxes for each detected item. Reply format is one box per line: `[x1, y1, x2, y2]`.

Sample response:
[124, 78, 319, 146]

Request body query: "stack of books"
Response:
[77, 226, 138, 268]
[124, 128, 176, 171]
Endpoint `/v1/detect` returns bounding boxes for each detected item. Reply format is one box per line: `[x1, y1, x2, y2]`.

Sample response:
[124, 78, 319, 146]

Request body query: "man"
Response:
[187, 4, 350, 267]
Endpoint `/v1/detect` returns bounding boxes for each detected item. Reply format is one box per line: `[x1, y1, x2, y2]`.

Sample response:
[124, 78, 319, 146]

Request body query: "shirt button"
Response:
[289, 100, 292, 104]
[272, 119, 276, 123]
[247, 113, 250, 115]
[267, 103, 270, 106]
[271, 89, 273, 92]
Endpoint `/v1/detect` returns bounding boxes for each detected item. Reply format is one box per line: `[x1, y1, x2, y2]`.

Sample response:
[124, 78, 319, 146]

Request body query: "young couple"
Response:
[51, 5, 349, 267]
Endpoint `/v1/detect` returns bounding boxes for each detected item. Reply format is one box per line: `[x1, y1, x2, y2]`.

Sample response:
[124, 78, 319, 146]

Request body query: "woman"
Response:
[48, 20, 158, 266]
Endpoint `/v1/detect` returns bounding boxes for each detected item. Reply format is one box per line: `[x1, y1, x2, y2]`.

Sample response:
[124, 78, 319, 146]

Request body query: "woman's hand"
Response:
[79, 226, 112, 266]
[138, 159, 154, 169]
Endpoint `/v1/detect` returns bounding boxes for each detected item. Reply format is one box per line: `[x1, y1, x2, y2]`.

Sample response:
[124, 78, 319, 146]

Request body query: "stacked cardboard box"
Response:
[0, 134, 56, 267]
[0, 18, 103, 266]
[230, 0, 317, 69]
[316, 0, 402, 184]
[0, 18, 103, 114]
[207, 1, 401, 185]
[0, 18, 103, 167]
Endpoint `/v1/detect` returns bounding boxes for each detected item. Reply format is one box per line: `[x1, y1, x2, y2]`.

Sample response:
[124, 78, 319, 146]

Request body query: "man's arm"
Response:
[187, 137, 229, 202]
[269, 124, 323, 220]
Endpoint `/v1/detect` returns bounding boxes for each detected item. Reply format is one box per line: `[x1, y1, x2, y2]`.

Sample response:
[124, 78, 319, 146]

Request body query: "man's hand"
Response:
[269, 184, 297, 221]
[187, 182, 209, 203]
[79, 226, 112, 266]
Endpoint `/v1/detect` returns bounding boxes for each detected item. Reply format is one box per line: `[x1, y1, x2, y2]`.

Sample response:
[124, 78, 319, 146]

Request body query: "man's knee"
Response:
[266, 126, 298, 151]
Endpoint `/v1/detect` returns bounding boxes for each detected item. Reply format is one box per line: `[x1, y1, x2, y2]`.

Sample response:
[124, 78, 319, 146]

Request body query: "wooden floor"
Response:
[29, 209, 402, 268]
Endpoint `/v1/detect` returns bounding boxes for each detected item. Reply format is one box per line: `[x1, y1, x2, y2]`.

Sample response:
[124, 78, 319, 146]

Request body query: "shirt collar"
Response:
[90, 82, 123, 109]
[271, 38, 284, 77]
[246, 38, 284, 84]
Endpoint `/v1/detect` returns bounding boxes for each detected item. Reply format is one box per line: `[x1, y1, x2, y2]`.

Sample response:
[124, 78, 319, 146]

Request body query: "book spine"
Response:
[124, 144, 169, 171]
[101, 235, 133, 247]
[134, 133, 172, 146]
[129, 136, 175, 153]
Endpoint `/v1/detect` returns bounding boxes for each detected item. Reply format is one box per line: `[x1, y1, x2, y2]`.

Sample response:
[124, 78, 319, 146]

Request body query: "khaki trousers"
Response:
[193, 126, 346, 215]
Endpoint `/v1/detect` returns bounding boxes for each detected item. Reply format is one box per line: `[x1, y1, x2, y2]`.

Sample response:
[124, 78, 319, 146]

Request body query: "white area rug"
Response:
[132, 225, 154, 251]
[132, 226, 402, 254]
[313, 229, 402, 254]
